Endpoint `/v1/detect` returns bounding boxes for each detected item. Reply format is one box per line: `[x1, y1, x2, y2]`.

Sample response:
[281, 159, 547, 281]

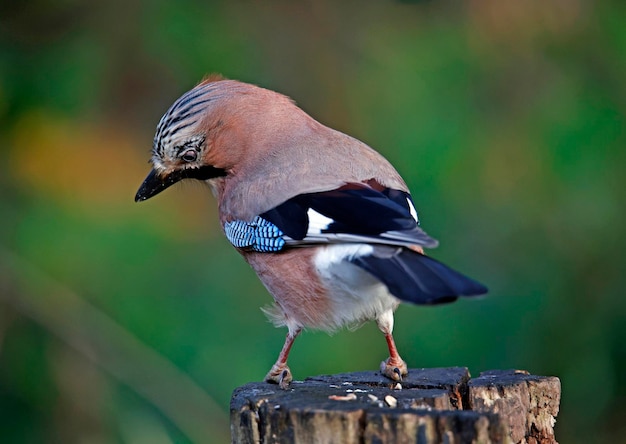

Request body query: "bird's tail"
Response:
[350, 246, 487, 305]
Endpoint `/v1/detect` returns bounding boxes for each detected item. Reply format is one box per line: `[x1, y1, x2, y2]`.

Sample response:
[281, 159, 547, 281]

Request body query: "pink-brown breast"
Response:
[242, 248, 332, 331]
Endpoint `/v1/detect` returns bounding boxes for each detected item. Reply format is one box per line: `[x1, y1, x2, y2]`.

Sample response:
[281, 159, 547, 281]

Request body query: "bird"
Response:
[135, 75, 487, 389]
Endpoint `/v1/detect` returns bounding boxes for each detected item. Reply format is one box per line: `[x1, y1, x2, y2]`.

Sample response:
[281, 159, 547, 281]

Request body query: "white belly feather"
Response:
[313, 244, 400, 330]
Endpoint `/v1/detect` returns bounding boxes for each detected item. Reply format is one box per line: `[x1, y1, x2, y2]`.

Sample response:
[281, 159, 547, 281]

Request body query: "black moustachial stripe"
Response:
[135, 165, 227, 202]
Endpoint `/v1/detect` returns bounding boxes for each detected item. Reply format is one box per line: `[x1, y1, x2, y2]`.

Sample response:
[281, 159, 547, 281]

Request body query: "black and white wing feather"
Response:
[261, 184, 438, 249]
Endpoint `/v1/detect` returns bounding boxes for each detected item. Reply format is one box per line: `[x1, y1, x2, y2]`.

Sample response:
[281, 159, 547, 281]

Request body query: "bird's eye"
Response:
[181, 149, 197, 162]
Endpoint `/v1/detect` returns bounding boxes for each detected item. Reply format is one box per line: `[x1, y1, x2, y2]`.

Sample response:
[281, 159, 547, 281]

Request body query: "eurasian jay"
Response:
[135, 76, 487, 388]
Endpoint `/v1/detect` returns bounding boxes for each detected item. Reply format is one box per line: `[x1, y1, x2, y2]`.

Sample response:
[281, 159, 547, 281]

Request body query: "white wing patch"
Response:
[407, 197, 418, 222]
[307, 208, 334, 234]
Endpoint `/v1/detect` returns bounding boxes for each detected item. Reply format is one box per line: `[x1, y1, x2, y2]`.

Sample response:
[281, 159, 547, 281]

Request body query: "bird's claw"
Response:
[265, 363, 293, 389]
[380, 358, 408, 381]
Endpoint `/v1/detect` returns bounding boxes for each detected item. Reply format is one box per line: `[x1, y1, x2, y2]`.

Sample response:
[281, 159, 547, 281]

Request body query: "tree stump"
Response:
[230, 368, 560, 444]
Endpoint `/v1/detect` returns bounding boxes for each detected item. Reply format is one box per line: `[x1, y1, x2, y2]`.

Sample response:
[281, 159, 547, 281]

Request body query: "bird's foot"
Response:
[265, 363, 293, 389]
[380, 357, 408, 381]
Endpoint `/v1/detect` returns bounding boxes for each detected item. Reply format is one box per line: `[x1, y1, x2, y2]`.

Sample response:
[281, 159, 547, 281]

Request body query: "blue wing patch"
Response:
[224, 216, 286, 252]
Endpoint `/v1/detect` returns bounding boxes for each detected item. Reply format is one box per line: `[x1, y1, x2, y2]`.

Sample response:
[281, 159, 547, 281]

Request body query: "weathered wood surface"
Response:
[468, 370, 561, 444]
[230, 368, 560, 444]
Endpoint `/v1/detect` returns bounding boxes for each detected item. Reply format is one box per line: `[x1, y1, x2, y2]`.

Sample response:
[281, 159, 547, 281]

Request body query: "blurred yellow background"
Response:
[1, 1, 624, 442]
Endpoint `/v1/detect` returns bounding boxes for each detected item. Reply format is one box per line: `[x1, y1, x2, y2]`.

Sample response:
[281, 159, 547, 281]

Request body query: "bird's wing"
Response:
[259, 182, 439, 249]
[222, 182, 488, 302]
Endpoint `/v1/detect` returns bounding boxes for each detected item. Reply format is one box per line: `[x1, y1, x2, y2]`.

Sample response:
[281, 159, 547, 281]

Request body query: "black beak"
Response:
[135, 169, 179, 202]
[135, 165, 227, 202]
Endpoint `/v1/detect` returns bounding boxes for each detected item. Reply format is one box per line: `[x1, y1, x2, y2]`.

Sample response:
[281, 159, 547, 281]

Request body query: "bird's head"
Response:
[135, 76, 243, 203]
[135, 76, 332, 216]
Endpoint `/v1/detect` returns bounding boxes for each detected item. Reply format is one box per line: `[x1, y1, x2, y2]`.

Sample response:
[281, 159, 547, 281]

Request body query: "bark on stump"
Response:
[230, 367, 560, 444]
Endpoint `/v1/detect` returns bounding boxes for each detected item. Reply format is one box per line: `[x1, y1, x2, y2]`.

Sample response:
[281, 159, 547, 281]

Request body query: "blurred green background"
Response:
[1, 0, 624, 442]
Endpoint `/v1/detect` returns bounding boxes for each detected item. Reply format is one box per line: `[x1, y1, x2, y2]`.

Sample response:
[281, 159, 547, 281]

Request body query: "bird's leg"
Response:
[377, 311, 408, 381]
[381, 331, 409, 381]
[265, 328, 301, 389]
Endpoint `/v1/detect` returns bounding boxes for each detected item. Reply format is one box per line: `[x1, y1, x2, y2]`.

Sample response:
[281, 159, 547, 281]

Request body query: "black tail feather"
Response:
[350, 247, 487, 305]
